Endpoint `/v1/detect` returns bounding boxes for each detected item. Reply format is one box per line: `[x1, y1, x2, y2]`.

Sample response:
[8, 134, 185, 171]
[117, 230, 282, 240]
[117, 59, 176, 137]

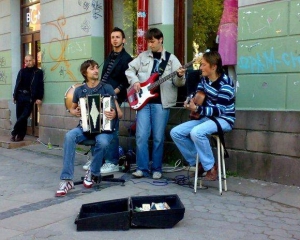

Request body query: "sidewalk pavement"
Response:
[0, 138, 300, 240]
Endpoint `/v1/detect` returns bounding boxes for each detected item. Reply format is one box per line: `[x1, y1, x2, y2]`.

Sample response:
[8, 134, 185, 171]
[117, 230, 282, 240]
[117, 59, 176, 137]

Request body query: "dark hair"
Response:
[145, 28, 163, 43]
[202, 51, 224, 75]
[80, 59, 99, 81]
[112, 27, 125, 38]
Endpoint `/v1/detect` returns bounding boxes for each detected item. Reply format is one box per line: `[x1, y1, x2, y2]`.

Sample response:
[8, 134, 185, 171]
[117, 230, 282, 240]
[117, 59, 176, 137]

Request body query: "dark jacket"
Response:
[101, 48, 132, 104]
[13, 66, 44, 102]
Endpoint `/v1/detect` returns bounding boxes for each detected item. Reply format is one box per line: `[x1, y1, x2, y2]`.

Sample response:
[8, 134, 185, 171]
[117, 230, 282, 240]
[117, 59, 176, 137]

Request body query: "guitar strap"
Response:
[207, 116, 229, 158]
[158, 51, 171, 76]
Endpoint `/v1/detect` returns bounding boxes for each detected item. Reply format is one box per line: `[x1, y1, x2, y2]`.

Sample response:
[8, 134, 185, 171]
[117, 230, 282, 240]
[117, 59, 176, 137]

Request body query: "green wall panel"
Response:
[238, 1, 288, 41]
[150, 24, 174, 54]
[236, 74, 287, 110]
[91, 37, 105, 68]
[237, 36, 300, 74]
[287, 74, 300, 110]
[42, 36, 104, 104]
[290, 0, 300, 35]
[0, 51, 12, 68]
[42, 36, 94, 63]
[0, 85, 13, 99]
[0, 51, 12, 99]
[44, 81, 81, 104]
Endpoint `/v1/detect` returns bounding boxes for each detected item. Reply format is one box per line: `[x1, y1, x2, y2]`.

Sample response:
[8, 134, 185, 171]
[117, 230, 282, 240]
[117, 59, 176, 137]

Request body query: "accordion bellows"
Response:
[79, 94, 115, 133]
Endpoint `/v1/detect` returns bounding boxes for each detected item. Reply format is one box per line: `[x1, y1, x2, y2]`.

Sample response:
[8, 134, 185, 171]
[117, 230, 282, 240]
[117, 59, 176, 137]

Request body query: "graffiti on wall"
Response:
[81, 18, 91, 33]
[0, 56, 6, 67]
[0, 56, 7, 84]
[47, 16, 76, 81]
[239, 6, 286, 37]
[238, 45, 300, 74]
[78, 0, 103, 19]
[0, 71, 7, 84]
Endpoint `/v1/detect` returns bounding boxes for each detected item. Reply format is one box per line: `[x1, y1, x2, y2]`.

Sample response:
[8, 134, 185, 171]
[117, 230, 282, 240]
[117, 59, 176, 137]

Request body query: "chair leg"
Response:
[216, 137, 222, 195]
[194, 154, 199, 193]
[221, 143, 227, 192]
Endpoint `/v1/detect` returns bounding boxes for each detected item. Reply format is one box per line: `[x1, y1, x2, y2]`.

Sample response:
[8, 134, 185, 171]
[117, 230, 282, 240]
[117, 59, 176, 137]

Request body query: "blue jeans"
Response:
[103, 120, 119, 165]
[136, 103, 170, 176]
[170, 117, 232, 171]
[60, 127, 114, 180]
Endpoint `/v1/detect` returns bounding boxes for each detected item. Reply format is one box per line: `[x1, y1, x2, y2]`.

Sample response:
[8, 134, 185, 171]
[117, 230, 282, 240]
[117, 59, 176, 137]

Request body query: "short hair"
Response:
[112, 27, 125, 39]
[202, 51, 224, 75]
[25, 54, 34, 59]
[80, 59, 99, 81]
[144, 28, 163, 42]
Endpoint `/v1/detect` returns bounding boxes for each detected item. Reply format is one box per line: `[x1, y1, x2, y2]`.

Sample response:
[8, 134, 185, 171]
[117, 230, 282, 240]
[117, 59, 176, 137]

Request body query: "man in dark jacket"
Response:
[82, 27, 133, 173]
[11, 54, 44, 142]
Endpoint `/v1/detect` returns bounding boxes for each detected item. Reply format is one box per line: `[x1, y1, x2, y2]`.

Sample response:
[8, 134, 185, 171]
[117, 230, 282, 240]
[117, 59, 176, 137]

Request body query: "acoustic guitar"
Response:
[188, 91, 206, 120]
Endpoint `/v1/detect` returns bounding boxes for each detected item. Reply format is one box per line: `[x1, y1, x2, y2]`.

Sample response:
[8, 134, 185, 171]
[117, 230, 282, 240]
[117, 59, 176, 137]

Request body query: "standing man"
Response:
[82, 27, 133, 174]
[11, 54, 44, 142]
[125, 28, 186, 179]
[56, 59, 121, 197]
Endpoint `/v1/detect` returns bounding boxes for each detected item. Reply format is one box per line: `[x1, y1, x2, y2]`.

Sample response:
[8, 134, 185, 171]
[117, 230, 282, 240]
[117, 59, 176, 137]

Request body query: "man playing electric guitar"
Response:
[125, 28, 186, 179]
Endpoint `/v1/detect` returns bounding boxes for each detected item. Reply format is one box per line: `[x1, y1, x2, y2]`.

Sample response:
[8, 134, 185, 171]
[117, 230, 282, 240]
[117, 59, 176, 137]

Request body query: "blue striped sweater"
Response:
[195, 73, 235, 127]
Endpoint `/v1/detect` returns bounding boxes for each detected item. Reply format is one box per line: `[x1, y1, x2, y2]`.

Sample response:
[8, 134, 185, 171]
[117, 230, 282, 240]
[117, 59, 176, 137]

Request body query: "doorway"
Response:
[21, 0, 41, 137]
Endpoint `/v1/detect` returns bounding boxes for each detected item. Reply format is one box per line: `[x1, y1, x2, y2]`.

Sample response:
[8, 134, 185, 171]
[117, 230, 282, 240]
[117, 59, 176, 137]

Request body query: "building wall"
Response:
[231, 0, 300, 186]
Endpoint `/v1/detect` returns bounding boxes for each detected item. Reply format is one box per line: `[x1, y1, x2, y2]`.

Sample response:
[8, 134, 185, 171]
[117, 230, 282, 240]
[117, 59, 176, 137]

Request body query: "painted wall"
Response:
[41, 0, 105, 105]
[236, 0, 300, 110]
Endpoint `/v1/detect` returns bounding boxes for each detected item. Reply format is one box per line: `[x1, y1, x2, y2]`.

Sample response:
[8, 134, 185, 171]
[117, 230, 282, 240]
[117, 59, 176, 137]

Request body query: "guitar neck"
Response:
[149, 60, 195, 90]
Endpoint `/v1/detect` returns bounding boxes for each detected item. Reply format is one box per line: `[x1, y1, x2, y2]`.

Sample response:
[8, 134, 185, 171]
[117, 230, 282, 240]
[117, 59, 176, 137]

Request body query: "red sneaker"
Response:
[83, 170, 99, 188]
[55, 180, 74, 197]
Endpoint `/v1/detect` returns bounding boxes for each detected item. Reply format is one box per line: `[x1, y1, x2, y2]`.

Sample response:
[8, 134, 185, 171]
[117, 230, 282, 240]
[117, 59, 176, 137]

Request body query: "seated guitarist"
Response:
[170, 51, 235, 181]
[125, 28, 186, 179]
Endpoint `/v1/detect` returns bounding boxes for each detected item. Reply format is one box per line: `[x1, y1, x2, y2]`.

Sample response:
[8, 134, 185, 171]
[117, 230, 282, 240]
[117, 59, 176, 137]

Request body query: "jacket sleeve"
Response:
[125, 55, 141, 87]
[117, 55, 133, 91]
[170, 54, 186, 87]
[13, 70, 22, 99]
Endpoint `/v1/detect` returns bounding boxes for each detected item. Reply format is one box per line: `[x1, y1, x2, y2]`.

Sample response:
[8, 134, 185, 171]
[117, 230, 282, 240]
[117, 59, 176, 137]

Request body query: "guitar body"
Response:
[127, 73, 160, 110]
[189, 91, 206, 120]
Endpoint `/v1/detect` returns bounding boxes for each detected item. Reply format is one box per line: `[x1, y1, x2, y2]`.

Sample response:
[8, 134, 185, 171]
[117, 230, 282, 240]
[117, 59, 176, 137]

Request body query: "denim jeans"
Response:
[103, 130, 119, 165]
[170, 117, 232, 171]
[136, 103, 170, 176]
[60, 127, 114, 180]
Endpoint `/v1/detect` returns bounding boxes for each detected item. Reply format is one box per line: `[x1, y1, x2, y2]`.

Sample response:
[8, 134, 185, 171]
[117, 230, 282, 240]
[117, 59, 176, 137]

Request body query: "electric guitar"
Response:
[127, 54, 202, 110]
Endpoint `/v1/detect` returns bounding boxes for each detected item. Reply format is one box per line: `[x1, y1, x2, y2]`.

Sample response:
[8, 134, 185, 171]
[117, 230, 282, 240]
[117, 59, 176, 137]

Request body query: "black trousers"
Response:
[12, 93, 34, 138]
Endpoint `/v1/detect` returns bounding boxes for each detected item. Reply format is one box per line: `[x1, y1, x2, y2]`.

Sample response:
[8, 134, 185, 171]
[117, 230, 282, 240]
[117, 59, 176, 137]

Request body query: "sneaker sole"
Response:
[101, 169, 119, 174]
[83, 182, 93, 188]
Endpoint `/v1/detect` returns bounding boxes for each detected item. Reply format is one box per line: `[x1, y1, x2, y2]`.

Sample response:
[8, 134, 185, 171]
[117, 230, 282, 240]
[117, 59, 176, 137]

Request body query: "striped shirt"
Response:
[196, 73, 235, 127]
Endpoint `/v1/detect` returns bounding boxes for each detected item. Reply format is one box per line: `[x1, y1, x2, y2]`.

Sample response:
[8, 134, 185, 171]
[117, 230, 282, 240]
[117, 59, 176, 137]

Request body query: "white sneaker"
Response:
[153, 172, 162, 179]
[83, 160, 91, 170]
[100, 163, 119, 174]
[132, 170, 144, 178]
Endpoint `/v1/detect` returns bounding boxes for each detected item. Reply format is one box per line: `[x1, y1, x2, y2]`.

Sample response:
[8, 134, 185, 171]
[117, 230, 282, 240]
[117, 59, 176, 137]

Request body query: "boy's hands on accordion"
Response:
[104, 108, 117, 121]
[69, 104, 82, 117]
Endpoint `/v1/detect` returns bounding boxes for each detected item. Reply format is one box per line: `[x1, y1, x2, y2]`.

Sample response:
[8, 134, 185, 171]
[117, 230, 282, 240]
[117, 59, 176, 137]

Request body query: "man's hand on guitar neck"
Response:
[176, 67, 186, 78]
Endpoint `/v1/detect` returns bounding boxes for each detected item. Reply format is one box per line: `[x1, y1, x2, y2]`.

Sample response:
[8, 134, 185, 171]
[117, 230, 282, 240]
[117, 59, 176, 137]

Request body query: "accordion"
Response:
[79, 94, 116, 133]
